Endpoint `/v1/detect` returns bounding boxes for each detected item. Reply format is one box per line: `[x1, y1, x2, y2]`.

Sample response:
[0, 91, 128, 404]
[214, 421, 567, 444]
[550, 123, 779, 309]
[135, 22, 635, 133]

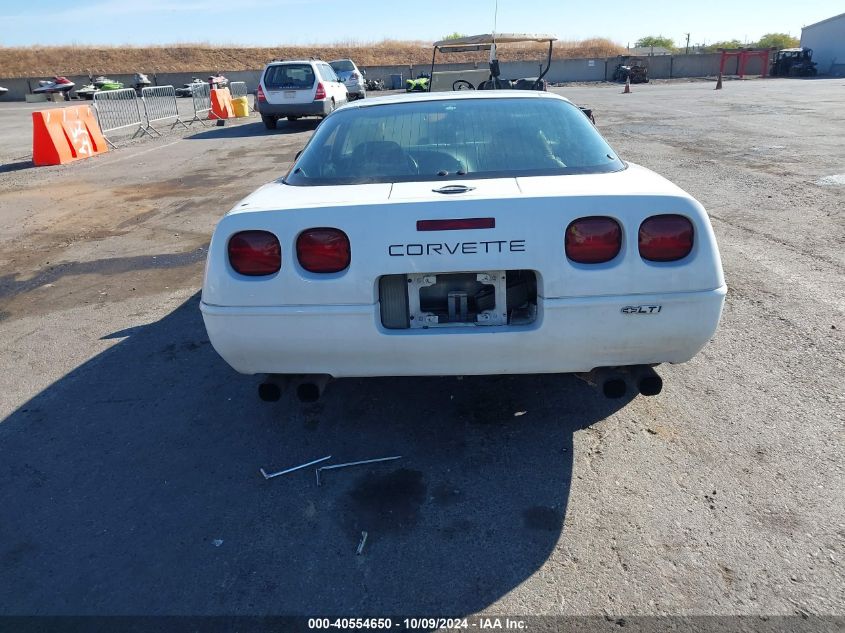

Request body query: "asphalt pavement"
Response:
[0, 78, 842, 620]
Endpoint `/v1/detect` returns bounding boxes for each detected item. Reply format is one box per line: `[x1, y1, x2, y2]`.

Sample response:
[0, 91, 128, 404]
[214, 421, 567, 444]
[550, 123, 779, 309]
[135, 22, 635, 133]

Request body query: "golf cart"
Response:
[428, 33, 595, 122]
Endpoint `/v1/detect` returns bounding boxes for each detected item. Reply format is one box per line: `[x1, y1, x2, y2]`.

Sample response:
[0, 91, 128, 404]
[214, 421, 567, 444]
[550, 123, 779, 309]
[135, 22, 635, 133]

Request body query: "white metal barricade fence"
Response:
[93, 88, 148, 146]
[188, 82, 211, 125]
[141, 85, 187, 134]
[229, 81, 248, 98]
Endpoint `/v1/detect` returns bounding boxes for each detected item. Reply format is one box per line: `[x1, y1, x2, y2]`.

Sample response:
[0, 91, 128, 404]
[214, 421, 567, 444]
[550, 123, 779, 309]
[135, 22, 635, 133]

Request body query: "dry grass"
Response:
[0, 39, 625, 78]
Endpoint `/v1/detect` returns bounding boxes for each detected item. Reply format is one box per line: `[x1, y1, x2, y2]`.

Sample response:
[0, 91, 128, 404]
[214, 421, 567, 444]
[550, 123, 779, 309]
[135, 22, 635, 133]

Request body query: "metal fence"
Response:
[93, 88, 148, 145]
[229, 81, 248, 98]
[188, 82, 211, 125]
[141, 85, 187, 134]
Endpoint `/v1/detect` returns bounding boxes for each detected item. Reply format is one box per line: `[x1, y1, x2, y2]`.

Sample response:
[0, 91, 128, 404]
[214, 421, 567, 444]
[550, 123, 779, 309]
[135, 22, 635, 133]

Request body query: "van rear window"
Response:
[264, 64, 315, 89]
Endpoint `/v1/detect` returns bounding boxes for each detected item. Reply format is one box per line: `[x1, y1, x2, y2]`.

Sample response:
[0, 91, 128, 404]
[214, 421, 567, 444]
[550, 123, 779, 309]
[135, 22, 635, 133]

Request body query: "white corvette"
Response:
[201, 91, 726, 402]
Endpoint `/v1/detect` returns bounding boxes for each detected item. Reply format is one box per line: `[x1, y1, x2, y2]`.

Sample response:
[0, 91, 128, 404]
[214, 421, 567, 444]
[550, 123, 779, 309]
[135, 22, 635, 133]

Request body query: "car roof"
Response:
[265, 60, 323, 66]
[338, 90, 572, 111]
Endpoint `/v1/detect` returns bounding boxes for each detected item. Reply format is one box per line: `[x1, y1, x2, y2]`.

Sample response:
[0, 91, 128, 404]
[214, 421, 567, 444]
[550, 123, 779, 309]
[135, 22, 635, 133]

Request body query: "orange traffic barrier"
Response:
[209, 87, 235, 120]
[32, 105, 108, 166]
[623, 76, 631, 94]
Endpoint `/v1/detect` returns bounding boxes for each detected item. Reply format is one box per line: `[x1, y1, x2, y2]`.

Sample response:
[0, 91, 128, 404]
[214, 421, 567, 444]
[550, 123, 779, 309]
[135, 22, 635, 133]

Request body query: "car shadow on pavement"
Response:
[0, 293, 633, 615]
[0, 159, 34, 174]
[187, 119, 318, 140]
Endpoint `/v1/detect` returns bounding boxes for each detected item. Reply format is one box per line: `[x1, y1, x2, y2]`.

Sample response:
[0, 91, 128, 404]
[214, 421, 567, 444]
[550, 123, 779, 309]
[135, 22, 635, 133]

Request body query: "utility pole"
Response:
[684, 32, 690, 55]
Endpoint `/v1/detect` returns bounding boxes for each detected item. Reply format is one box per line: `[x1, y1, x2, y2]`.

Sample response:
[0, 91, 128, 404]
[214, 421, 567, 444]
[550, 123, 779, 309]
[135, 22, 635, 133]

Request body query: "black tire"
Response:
[262, 115, 277, 130]
[287, 116, 300, 121]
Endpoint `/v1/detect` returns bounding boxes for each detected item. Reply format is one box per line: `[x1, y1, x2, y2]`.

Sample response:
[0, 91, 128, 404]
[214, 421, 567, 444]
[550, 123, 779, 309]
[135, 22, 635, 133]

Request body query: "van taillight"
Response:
[314, 82, 326, 100]
[565, 217, 622, 264]
[256, 85, 266, 102]
[639, 215, 694, 262]
[296, 228, 350, 273]
[228, 231, 281, 276]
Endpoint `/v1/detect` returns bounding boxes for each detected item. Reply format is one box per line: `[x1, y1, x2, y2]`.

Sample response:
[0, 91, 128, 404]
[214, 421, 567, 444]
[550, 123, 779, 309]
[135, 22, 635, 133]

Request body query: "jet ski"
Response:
[33, 76, 75, 94]
[133, 72, 152, 95]
[176, 78, 204, 97]
[76, 76, 124, 99]
[208, 73, 229, 88]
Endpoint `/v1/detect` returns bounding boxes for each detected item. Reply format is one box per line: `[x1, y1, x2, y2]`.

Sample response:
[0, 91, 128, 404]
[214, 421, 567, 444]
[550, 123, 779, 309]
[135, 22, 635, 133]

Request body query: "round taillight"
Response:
[639, 215, 694, 262]
[227, 230, 281, 276]
[565, 216, 622, 264]
[296, 228, 350, 273]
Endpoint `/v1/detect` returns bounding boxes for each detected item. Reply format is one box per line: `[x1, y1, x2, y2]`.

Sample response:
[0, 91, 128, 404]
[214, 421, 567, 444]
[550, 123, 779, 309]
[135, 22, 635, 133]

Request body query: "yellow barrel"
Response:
[232, 96, 250, 118]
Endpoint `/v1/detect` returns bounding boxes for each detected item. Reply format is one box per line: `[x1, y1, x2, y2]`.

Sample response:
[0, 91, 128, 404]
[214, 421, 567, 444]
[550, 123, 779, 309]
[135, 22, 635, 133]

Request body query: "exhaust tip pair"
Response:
[259, 374, 332, 403]
[592, 365, 663, 399]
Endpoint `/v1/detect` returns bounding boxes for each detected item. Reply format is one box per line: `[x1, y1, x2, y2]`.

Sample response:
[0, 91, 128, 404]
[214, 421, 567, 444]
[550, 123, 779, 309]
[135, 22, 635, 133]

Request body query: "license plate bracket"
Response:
[407, 271, 507, 328]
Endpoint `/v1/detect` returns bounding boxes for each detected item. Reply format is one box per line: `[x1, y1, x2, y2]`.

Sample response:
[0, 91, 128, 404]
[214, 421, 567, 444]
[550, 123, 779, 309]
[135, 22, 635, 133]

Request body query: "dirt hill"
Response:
[0, 39, 625, 78]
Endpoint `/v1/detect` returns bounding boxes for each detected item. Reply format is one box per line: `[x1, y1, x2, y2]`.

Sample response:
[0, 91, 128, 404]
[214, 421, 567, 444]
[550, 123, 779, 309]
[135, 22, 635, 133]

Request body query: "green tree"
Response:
[755, 33, 799, 49]
[703, 39, 743, 52]
[634, 35, 676, 50]
[441, 32, 466, 41]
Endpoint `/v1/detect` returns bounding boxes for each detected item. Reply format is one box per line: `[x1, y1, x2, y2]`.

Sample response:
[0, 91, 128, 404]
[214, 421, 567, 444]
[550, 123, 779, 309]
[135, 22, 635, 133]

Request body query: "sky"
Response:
[0, 0, 841, 48]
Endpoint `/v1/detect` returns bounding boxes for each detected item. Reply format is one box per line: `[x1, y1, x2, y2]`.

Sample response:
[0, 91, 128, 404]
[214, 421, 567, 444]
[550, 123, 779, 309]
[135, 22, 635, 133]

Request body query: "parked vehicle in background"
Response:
[208, 73, 229, 88]
[32, 76, 75, 100]
[770, 48, 818, 77]
[133, 72, 152, 95]
[365, 77, 385, 91]
[429, 33, 592, 122]
[429, 33, 556, 91]
[0, 86, 8, 98]
[406, 73, 430, 92]
[176, 79, 204, 97]
[257, 59, 348, 130]
[330, 59, 366, 100]
[613, 57, 649, 83]
[75, 76, 124, 100]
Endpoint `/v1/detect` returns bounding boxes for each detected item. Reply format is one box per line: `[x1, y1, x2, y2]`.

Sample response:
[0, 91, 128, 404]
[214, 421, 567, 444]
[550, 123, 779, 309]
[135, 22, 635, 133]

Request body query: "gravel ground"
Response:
[0, 78, 842, 622]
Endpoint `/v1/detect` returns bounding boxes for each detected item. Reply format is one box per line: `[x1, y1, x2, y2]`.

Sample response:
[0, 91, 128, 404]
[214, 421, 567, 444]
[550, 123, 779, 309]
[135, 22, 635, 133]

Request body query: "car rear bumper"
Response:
[200, 286, 727, 377]
[346, 82, 365, 95]
[258, 100, 333, 117]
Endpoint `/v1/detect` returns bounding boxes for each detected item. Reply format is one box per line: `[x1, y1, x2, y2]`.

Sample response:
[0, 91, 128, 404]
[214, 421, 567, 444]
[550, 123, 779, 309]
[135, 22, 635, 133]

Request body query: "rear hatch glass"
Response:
[264, 64, 315, 90]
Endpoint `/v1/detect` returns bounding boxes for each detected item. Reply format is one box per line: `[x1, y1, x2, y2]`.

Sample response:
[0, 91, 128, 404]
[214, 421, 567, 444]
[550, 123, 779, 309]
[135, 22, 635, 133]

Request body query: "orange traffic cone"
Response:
[715, 73, 723, 90]
[623, 76, 631, 93]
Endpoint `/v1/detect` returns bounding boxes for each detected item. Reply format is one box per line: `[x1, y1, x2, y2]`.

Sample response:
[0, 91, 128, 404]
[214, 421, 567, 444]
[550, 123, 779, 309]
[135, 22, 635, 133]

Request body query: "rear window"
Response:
[285, 97, 625, 185]
[263, 64, 315, 89]
[330, 60, 355, 72]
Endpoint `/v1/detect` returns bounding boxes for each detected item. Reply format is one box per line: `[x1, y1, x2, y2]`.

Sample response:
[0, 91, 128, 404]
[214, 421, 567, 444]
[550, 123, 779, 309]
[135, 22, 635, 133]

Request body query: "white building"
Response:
[801, 12, 845, 76]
